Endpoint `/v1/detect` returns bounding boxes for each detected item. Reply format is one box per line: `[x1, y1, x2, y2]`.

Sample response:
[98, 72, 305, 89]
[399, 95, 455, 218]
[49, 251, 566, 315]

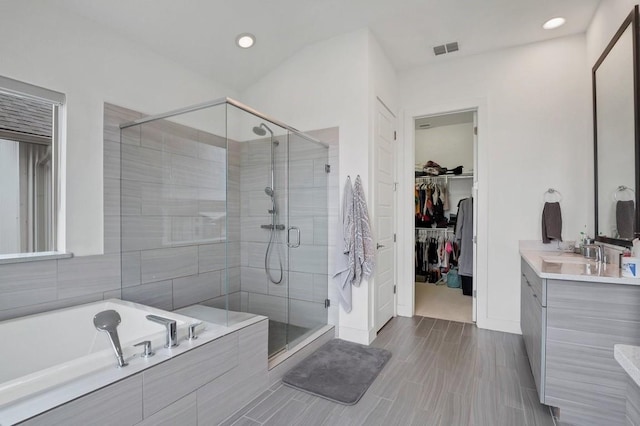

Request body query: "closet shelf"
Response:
[415, 173, 473, 182]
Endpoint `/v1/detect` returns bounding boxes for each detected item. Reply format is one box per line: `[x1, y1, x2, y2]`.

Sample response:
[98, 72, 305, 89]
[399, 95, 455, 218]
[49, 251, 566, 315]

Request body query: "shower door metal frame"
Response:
[120, 97, 328, 149]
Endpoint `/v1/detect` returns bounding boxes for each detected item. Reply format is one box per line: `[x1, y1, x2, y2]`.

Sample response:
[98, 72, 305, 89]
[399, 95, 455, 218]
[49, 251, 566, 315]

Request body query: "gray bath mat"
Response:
[282, 338, 391, 405]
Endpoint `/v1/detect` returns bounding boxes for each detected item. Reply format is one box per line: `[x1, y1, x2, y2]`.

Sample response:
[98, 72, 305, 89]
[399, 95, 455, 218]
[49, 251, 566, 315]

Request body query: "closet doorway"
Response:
[413, 111, 477, 323]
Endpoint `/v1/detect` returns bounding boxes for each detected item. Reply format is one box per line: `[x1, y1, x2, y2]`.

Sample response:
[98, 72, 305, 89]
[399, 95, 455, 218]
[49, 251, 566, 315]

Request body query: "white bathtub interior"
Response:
[0, 299, 201, 408]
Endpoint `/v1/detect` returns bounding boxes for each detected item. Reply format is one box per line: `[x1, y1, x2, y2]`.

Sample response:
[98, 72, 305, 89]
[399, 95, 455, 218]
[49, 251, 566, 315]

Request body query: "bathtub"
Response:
[0, 299, 201, 409]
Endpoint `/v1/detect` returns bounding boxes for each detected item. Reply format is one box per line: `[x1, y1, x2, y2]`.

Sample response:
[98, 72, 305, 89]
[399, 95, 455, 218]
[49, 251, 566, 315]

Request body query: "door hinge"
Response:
[393, 130, 397, 140]
[324, 299, 330, 308]
[393, 233, 396, 242]
[393, 285, 397, 294]
[473, 290, 477, 298]
[474, 126, 478, 135]
[472, 236, 477, 244]
[325, 164, 331, 173]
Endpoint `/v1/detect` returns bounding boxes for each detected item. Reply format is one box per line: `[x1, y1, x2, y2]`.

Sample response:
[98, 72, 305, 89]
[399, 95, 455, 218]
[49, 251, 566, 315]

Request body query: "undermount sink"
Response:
[541, 255, 594, 265]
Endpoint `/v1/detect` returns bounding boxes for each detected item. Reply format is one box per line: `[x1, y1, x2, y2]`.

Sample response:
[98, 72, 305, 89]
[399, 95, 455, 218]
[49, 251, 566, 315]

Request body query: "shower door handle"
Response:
[287, 226, 301, 248]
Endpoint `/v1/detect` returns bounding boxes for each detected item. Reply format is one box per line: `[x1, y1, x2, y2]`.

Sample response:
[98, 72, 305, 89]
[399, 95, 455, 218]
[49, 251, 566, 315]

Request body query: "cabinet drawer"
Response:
[522, 259, 545, 306]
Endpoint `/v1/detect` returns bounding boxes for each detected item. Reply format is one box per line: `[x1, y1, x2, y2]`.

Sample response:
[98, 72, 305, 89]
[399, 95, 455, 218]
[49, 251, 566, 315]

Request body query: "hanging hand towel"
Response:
[352, 175, 375, 286]
[542, 202, 562, 244]
[333, 177, 354, 312]
[616, 200, 635, 240]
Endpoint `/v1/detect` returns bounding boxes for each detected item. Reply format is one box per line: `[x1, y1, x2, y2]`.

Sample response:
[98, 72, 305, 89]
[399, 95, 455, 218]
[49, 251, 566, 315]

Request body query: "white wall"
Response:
[415, 123, 474, 173]
[0, 1, 235, 255]
[399, 34, 591, 333]
[587, 0, 639, 65]
[242, 29, 398, 344]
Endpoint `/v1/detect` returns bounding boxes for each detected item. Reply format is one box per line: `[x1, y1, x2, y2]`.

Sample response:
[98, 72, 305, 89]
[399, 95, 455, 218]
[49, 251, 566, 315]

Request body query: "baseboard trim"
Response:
[477, 317, 521, 334]
[338, 326, 372, 345]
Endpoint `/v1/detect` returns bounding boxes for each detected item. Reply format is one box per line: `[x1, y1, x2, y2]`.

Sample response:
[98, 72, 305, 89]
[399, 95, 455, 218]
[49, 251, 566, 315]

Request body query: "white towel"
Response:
[352, 175, 375, 285]
[333, 177, 354, 312]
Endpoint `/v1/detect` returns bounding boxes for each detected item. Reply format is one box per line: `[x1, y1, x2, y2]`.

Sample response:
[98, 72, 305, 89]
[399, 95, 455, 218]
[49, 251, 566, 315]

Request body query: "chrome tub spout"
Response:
[146, 314, 179, 348]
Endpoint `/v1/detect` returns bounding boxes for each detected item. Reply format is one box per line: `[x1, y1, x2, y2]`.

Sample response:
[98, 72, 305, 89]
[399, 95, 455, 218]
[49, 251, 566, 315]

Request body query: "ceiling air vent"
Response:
[433, 41, 459, 56]
[433, 45, 446, 56]
[446, 42, 459, 53]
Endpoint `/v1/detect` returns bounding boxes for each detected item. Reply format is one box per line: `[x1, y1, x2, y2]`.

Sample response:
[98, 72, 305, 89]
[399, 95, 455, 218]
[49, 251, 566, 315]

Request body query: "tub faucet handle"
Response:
[134, 340, 155, 358]
[146, 315, 179, 348]
[188, 322, 202, 340]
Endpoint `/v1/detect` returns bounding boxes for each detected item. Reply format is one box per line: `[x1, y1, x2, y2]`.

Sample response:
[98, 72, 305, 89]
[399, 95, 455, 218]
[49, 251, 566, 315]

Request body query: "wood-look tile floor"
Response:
[221, 316, 555, 426]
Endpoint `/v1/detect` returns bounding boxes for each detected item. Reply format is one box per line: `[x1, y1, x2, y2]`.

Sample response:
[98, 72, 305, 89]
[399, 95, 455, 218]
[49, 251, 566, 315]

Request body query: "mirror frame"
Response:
[594, 5, 640, 247]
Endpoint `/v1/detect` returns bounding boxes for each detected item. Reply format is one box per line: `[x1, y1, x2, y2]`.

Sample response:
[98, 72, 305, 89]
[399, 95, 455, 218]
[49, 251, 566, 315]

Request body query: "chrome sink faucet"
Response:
[583, 244, 604, 263]
[146, 315, 179, 348]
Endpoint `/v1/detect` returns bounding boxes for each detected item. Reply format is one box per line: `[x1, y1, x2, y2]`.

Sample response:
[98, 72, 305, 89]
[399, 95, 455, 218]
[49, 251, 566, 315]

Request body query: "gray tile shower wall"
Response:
[239, 128, 338, 329]
[117, 104, 242, 311]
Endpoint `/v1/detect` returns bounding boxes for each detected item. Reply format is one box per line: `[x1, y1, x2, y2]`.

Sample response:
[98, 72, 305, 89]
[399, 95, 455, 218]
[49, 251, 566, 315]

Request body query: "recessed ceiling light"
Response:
[543, 17, 566, 30]
[236, 33, 255, 49]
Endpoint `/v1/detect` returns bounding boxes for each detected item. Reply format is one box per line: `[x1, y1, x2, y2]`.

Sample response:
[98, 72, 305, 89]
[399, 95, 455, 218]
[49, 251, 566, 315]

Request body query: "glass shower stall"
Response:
[119, 98, 329, 357]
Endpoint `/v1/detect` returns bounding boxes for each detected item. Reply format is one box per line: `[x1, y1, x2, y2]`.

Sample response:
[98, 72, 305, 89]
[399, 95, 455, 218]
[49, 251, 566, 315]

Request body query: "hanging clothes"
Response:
[455, 198, 473, 277]
[415, 228, 455, 284]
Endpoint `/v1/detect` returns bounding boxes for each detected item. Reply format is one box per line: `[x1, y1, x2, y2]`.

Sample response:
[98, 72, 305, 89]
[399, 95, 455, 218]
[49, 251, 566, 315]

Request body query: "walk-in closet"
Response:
[414, 111, 475, 323]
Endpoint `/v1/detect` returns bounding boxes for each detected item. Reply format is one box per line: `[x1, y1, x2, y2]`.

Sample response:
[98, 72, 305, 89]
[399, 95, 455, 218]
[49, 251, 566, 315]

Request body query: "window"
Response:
[0, 76, 64, 256]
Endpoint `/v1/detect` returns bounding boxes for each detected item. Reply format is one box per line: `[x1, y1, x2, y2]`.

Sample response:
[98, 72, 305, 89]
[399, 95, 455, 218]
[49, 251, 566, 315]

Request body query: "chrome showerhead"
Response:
[253, 122, 274, 137]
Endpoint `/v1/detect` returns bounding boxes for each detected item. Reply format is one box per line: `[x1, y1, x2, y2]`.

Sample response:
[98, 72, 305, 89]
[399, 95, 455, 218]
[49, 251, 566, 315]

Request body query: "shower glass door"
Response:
[227, 102, 329, 358]
[285, 131, 329, 350]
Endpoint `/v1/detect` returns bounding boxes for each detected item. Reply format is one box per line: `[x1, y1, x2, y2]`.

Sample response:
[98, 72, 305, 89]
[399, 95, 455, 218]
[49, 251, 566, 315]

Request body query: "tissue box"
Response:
[621, 257, 640, 278]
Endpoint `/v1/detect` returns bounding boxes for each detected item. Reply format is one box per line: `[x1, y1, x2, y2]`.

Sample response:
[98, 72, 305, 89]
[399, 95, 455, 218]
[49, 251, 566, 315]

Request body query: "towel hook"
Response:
[613, 185, 635, 201]
[544, 188, 562, 202]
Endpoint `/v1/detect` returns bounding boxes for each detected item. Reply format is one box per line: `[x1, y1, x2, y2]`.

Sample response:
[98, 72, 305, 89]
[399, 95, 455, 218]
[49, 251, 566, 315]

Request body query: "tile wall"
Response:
[0, 103, 339, 329]
[117, 106, 241, 312]
[239, 128, 339, 329]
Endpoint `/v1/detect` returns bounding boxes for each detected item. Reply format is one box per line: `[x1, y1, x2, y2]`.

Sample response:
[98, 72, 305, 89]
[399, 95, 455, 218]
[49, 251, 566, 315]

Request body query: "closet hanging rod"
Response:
[415, 173, 473, 182]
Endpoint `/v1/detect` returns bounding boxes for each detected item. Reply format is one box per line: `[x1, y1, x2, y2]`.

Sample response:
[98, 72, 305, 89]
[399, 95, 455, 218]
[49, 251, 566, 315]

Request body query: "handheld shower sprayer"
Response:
[253, 122, 283, 284]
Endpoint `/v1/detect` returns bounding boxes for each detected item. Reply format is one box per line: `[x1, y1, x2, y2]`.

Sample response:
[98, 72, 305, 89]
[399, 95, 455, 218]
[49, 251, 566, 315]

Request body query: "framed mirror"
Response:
[594, 5, 640, 246]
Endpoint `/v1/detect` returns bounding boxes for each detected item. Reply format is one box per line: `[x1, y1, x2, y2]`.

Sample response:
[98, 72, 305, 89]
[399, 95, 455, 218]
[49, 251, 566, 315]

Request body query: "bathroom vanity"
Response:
[520, 250, 640, 426]
[614, 345, 640, 425]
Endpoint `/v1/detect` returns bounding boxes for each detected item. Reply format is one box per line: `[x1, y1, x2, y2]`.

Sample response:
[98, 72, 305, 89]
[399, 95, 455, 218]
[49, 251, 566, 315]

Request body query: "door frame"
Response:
[396, 97, 488, 329]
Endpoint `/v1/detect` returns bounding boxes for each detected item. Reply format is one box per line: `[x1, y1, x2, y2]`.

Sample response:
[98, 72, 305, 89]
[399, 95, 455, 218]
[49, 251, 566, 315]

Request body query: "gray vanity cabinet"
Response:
[627, 376, 640, 426]
[521, 257, 640, 426]
[520, 259, 546, 403]
[544, 279, 639, 425]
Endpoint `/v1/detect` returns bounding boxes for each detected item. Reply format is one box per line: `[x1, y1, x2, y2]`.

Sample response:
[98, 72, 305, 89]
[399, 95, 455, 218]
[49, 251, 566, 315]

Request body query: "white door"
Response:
[374, 99, 396, 332]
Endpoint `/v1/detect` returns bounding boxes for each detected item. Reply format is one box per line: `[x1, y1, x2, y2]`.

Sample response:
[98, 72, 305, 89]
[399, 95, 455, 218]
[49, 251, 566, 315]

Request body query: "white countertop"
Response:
[614, 344, 640, 388]
[520, 249, 640, 285]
